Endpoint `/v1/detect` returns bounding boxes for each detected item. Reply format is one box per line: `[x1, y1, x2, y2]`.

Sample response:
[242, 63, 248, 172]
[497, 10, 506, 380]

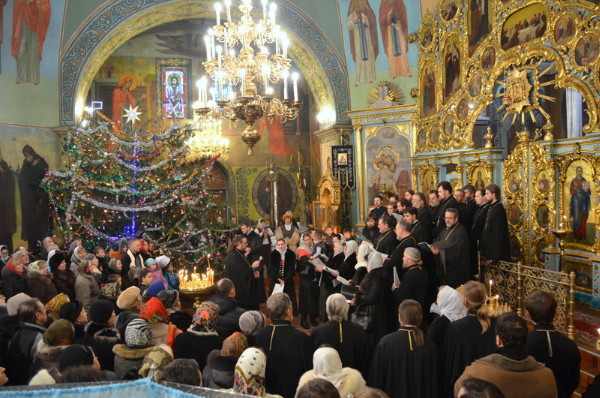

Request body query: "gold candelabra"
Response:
[179, 255, 216, 308]
[187, 111, 230, 161]
[552, 214, 571, 271]
[195, 0, 302, 155]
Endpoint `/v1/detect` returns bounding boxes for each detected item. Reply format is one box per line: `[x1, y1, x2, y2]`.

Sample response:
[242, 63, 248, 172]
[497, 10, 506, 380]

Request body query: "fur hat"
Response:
[101, 282, 121, 301]
[145, 281, 166, 298]
[238, 310, 266, 336]
[28, 260, 46, 273]
[48, 252, 66, 273]
[45, 293, 70, 314]
[7, 293, 32, 316]
[125, 318, 152, 348]
[155, 255, 171, 269]
[221, 332, 248, 357]
[43, 319, 75, 346]
[59, 300, 83, 323]
[89, 300, 114, 324]
[117, 286, 142, 310]
[59, 345, 94, 372]
[157, 290, 179, 310]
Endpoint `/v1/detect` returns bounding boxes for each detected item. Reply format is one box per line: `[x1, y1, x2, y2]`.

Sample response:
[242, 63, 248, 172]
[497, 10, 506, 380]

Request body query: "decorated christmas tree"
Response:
[42, 106, 228, 268]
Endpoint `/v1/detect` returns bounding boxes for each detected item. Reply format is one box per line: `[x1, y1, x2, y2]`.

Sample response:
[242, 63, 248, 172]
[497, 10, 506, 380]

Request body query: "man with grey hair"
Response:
[310, 293, 372, 378]
[391, 247, 428, 316]
[121, 238, 144, 285]
[254, 293, 314, 398]
[385, 220, 416, 279]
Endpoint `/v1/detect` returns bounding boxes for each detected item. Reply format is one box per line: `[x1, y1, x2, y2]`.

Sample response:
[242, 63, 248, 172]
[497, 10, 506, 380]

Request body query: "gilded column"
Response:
[354, 122, 365, 224]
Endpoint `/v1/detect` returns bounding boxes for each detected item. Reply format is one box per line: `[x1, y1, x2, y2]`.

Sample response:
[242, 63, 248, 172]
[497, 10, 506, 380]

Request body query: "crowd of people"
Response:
[0, 182, 596, 397]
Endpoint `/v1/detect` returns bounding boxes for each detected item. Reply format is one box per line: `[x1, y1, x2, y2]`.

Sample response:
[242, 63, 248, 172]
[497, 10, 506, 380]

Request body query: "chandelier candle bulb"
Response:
[204, 35, 211, 60]
[489, 279, 493, 297]
[216, 45, 222, 69]
[269, 2, 277, 25]
[215, 3, 221, 25]
[282, 70, 288, 99]
[224, 0, 231, 22]
[262, 0, 268, 19]
[292, 72, 299, 102]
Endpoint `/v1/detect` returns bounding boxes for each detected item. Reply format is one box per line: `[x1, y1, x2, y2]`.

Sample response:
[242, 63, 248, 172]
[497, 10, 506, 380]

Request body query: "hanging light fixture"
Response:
[186, 111, 230, 161]
[194, 0, 303, 155]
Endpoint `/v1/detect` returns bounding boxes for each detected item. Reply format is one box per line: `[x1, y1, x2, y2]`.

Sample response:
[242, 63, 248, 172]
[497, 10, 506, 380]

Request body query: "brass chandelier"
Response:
[186, 115, 230, 161]
[194, 0, 303, 155]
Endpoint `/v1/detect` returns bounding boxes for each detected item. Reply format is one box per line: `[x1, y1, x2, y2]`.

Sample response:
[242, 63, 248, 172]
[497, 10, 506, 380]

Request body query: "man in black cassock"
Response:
[374, 214, 398, 256]
[241, 223, 266, 303]
[369, 300, 437, 398]
[255, 293, 314, 398]
[311, 293, 372, 378]
[370, 195, 387, 219]
[469, 188, 489, 278]
[525, 290, 581, 398]
[18, 145, 49, 251]
[385, 220, 416, 278]
[480, 183, 510, 261]
[412, 192, 433, 234]
[404, 206, 431, 243]
[432, 181, 459, 238]
[431, 208, 470, 288]
[0, 150, 15, 252]
[428, 190, 441, 228]
[222, 235, 261, 310]
[461, 185, 478, 234]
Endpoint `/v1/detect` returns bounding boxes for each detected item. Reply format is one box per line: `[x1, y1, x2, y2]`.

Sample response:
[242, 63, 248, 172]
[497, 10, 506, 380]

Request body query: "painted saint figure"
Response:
[569, 166, 591, 240]
[18, 145, 49, 250]
[347, 0, 378, 86]
[0, 149, 15, 251]
[444, 42, 460, 100]
[165, 74, 184, 118]
[379, 0, 411, 78]
[12, 0, 51, 84]
[112, 76, 136, 132]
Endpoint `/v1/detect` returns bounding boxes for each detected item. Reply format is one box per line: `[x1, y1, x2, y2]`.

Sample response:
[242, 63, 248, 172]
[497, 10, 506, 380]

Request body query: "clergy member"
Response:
[374, 214, 398, 256]
[370, 195, 387, 219]
[412, 192, 433, 234]
[403, 206, 431, 244]
[469, 188, 489, 278]
[222, 235, 261, 310]
[461, 184, 478, 233]
[431, 208, 470, 288]
[369, 299, 436, 398]
[433, 181, 459, 238]
[480, 183, 510, 262]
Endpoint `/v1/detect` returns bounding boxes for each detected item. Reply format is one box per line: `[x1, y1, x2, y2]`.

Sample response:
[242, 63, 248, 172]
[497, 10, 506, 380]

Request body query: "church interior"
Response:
[2, 0, 600, 395]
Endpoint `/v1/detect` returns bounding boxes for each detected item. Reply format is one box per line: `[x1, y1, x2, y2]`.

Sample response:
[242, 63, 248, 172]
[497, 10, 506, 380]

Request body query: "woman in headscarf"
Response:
[268, 238, 297, 315]
[226, 347, 282, 397]
[275, 214, 300, 252]
[173, 301, 221, 370]
[50, 251, 76, 301]
[338, 240, 358, 282]
[318, 239, 345, 322]
[297, 347, 367, 397]
[140, 297, 170, 346]
[427, 285, 467, 351]
[203, 331, 248, 389]
[351, 241, 374, 287]
[296, 233, 319, 329]
[69, 246, 86, 277]
[74, 259, 101, 313]
[353, 251, 390, 346]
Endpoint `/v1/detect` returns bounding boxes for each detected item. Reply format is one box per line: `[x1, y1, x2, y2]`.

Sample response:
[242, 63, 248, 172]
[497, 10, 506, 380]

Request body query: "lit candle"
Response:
[224, 27, 228, 48]
[263, 65, 270, 95]
[208, 28, 216, 60]
[262, 0, 268, 19]
[292, 72, 299, 101]
[216, 45, 223, 69]
[281, 33, 289, 59]
[489, 279, 493, 297]
[207, 253, 211, 268]
[215, 3, 222, 26]
[282, 70, 289, 99]
[224, 0, 232, 22]
[204, 35, 211, 60]
[269, 2, 277, 25]
[240, 68, 247, 96]
[274, 25, 280, 54]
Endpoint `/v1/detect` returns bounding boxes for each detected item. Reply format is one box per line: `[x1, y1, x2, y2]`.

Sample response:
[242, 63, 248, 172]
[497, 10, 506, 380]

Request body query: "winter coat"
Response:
[6, 322, 46, 385]
[51, 270, 76, 301]
[112, 343, 154, 380]
[75, 272, 100, 312]
[174, 327, 221, 371]
[209, 295, 245, 341]
[1, 266, 28, 299]
[202, 349, 238, 389]
[27, 272, 58, 304]
[83, 323, 121, 371]
[32, 340, 68, 373]
[0, 315, 21, 368]
[455, 352, 558, 398]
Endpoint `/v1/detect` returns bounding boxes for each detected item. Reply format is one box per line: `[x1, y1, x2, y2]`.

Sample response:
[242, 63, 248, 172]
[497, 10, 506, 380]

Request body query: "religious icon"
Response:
[430, 126, 441, 144]
[537, 171, 550, 193]
[12, 0, 51, 84]
[508, 172, 521, 193]
[536, 204, 549, 228]
[574, 33, 600, 67]
[508, 203, 521, 225]
[421, 64, 437, 117]
[443, 114, 454, 136]
[163, 73, 186, 119]
[567, 164, 592, 241]
[422, 169, 435, 193]
[441, 0, 458, 21]
[468, 0, 491, 55]
[421, 25, 434, 47]
[501, 3, 547, 51]
[554, 14, 577, 46]
[509, 235, 522, 260]
[347, 0, 379, 86]
[417, 129, 427, 148]
[337, 152, 348, 166]
[112, 74, 138, 132]
[473, 168, 486, 190]
[379, 0, 411, 78]
[481, 47, 495, 70]
[503, 68, 532, 114]
[535, 239, 548, 263]
[469, 74, 484, 97]
[457, 98, 469, 121]
[443, 39, 461, 102]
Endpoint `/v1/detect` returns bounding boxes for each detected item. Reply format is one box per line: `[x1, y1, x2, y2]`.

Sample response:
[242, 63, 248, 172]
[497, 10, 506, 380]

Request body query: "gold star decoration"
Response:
[124, 105, 142, 125]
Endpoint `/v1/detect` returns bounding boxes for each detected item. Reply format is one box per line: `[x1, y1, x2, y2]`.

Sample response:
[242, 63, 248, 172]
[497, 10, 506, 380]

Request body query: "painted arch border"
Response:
[59, 0, 349, 124]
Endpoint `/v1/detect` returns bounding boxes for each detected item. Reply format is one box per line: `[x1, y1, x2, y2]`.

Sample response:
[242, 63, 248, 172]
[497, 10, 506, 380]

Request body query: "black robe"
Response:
[222, 249, 257, 310]
[369, 327, 437, 398]
[469, 203, 489, 277]
[410, 220, 431, 244]
[418, 206, 433, 234]
[318, 252, 344, 321]
[297, 252, 318, 315]
[433, 196, 459, 238]
[392, 264, 428, 313]
[18, 153, 49, 248]
[338, 253, 357, 281]
[480, 201, 510, 261]
[461, 199, 478, 234]
[245, 230, 266, 303]
[371, 205, 386, 219]
[434, 223, 470, 288]
[310, 320, 373, 378]
[361, 226, 380, 243]
[385, 235, 416, 277]
[254, 320, 314, 398]
[443, 311, 497, 398]
[428, 205, 440, 230]
[0, 160, 15, 252]
[374, 230, 398, 256]
[526, 324, 581, 398]
[357, 268, 390, 345]
[268, 249, 298, 315]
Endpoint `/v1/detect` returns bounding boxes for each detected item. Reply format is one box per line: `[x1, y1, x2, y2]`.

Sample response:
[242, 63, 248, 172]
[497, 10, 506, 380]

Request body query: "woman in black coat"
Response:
[296, 233, 319, 329]
[268, 239, 297, 315]
[353, 252, 390, 347]
[49, 252, 76, 301]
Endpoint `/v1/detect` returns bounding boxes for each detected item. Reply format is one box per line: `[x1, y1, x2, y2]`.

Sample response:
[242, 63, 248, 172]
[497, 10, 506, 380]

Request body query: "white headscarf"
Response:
[430, 285, 467, 322]
[355, 241, 374, 270]
[276, 241, 288, 258]
[344, 240, 358, 261]
[366, 252, 383, 272]
[312, 347, 349, 389]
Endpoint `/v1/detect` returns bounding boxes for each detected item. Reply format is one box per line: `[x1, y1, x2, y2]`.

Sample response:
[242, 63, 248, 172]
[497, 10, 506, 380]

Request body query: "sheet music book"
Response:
[393, 267, 401, 286]
[271, 283, 284, 295]
[336, 276, 351, 285]
[419, 240, 453, 252]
